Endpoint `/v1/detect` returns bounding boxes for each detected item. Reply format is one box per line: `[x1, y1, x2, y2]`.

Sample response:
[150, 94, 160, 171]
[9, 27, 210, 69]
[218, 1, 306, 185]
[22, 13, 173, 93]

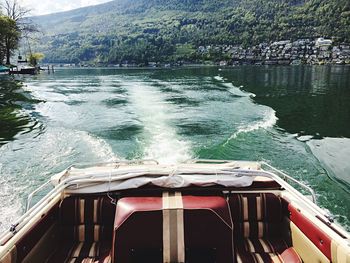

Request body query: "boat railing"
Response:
[25, 181, 53, 212]
[67, 159, 159, 169]
[186, 159, 254, 165]
[260, 161, 317, 203]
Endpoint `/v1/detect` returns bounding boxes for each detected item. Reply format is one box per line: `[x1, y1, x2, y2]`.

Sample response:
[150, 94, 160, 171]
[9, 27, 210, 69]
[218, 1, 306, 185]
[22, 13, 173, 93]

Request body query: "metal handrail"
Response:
[25, 181, 52, 212]
[71, 159, 159, 169]
[261, 161, 317, 203]
[186, 159, 247, 164]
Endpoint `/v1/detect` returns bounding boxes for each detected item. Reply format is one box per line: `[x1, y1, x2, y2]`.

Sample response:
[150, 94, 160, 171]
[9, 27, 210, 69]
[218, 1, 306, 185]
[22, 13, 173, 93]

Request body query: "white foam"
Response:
[0, 164, 23, 233]
[223, 83, 256, 98]
[78, 130, 117, 161]
[0, 128, 117, 231]
[214, 76, 224, 81]
[128, 82, 192, 164]
[0, 193, 22, 233]
[297, 135, 314, 142]
[40, 128, 117, 164]
[224, 109, 278, 145]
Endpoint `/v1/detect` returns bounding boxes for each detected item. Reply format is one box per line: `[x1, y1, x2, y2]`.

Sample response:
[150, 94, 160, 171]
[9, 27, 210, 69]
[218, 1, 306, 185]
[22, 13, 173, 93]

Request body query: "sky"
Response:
[17, 0, 112, 16]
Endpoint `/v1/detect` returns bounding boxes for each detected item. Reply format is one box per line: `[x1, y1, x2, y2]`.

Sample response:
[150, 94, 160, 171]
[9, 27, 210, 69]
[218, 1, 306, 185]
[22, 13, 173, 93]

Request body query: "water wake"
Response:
[224, 109, 278, 146]
[214, 75, 224, 81]
[128, 82, 192, 164]
[224, 83, 256, 98]
[0, 169, 23, 233]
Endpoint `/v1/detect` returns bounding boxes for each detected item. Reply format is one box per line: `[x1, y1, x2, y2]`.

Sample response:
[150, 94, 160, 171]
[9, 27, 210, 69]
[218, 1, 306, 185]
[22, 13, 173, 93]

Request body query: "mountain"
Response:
[29, 0, 350, 64]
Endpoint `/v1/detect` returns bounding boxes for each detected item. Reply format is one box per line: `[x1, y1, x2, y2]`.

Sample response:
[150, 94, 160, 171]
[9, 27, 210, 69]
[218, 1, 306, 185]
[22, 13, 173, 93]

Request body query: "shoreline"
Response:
[40, 63, 350, 70]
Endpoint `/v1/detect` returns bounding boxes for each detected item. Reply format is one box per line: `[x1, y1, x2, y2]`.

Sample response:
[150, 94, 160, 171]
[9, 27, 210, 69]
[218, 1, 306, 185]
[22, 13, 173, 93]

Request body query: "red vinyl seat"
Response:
[112, 194, 233, 263]
[229, 193, 301, 263]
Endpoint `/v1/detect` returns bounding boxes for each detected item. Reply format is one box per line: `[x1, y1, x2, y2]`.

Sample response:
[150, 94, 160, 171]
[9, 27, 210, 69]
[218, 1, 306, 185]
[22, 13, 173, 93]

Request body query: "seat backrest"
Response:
[229, 193, 290, 239]
[183, 195, 234, 263]
[59, 195, 116, 242]
[113, 194, 233, 263]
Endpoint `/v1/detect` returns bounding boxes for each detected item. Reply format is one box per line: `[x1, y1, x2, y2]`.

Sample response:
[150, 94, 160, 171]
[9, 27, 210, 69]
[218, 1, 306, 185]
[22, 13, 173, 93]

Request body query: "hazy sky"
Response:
[17, 0, 111, 16]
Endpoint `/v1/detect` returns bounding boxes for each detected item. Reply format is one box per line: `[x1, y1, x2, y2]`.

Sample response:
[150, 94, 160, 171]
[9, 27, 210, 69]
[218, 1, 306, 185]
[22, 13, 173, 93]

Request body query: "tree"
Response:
[28, 52, 44, 66]
[0, 15, 19, 64]
[1, 0, 38, 64]
[1, 0, 29, 21]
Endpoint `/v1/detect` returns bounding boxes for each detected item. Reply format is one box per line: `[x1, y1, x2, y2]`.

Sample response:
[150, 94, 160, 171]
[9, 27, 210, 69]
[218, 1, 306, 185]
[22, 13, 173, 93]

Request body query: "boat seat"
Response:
[48, 196, 115, 263]
[112, 193, 233, 263]
[229, 193, 302, 263]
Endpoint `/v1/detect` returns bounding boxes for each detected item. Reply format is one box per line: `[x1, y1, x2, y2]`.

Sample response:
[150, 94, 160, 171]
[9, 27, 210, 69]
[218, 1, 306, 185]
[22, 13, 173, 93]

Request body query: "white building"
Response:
[315, 37, 332, 47]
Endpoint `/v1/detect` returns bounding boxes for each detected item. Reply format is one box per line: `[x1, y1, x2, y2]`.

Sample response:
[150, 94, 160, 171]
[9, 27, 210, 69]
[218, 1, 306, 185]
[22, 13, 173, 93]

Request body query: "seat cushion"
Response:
[236, 246, 302, 263]
[236, 237, 289, 263]
[237, 238, 289, 254]
[47, 240, 111, 263]
[80, 255, 111, 263]
[67, 254, 111, 263]
[237, 250, 284, 263]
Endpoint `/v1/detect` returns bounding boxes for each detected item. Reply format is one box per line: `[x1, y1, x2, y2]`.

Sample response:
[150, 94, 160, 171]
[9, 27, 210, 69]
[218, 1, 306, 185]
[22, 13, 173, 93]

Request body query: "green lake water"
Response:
[0, 65, 349, 231]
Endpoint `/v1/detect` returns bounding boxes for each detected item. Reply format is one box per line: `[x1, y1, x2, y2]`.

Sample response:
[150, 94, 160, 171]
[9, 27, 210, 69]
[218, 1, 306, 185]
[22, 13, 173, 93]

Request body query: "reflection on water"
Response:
[220, 65, 350, 138]
[0, 79, 43, 145]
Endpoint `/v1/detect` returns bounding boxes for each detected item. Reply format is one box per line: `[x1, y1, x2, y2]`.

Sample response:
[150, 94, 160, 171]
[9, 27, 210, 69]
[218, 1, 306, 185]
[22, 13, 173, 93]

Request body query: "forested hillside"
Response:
[30, 0, 350, 64]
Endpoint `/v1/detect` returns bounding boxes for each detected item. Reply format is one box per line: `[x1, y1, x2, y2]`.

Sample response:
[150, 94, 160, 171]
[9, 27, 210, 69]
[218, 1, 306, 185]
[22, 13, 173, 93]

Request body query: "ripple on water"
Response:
[0, 81, 44, 145]
[65, 100, 88, 106]
[98, 123, 143, 140]
[177, 121, 221, 136]
[102, 97, 129, 107]
[159, 86, 183, 94]
[111, 87, 128, 94]
[165, 96, 200, 107]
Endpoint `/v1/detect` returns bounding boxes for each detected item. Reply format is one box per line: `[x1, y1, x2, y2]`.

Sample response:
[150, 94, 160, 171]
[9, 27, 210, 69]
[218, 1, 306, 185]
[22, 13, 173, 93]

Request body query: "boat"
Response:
[0, 65, 9, 75]
[8, 65, 37, 75]
[0, 159, 349, 263]
[9, 67, 37, 75]
[8, 56, 37, 75]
